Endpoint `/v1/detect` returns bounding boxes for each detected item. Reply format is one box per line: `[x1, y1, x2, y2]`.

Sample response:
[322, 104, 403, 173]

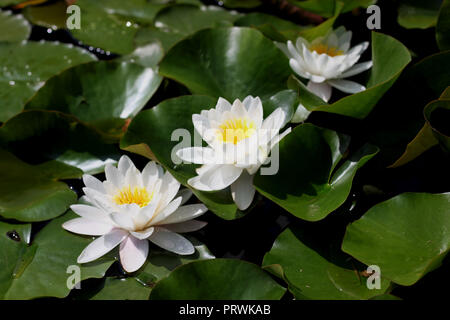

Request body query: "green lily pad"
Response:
[398, 0, 442, 29]
[263, 226, 391, 299]
[89, 277, 151, 300]
[235, 12, 308, 42]
[154, 4, 240, 36]
[0, 41, 96, 122]
[254, 124, 378, 221]
[424, 98, 450, 152]
[0, 110, 120, 175]
[159, 27, 292, 101]
[0, 221, 31, 298]
[221, 0, 262, 8]
[0, 149, 81, 222]
[25, 60, 162, 131]
[0, 211, 115, 299]
[342, 192, 450, 286]
[437, 0, 450, 51]
[0, 10, 30, 42]
[150, 259, 286, 300]
[120, 95, 240, 220]
[116, 42, 164, 68]
[290, 0, 375, 18]
[288, 32, 411, 119]
[0, 0, 22, 7]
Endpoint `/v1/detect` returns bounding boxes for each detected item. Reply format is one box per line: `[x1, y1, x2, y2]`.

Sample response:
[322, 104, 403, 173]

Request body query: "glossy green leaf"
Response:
[0, 149, 80, 222]
[424, 98, 450, 152]
[398, 0, 442, 29]
[159, 27, 292, 101]
[154, 4, 240, 36]
[25, 60, 162, 131]
[150, 259, 286, 300]
[288, 32, 411, 119]
[0, 211, 115, 299]
[121, 95, 241, 220]
[289, 0, 375, 18]
[116, 42, 164, 68]
[22, 0, 67, 29]
[89, 278, 151, 300]
[437, 0, 450, 51]
[0, 222, 31, 298]
[263, 226, 391, 299]
[254, 124, 378, 221]
[0, 110, 120, 174]
[0, 41, 96, 122]
[235, 12, 307, 42]
[0, 10, 30, 42]
[0, 0, 22, 7]
[342, 192, 450, 286]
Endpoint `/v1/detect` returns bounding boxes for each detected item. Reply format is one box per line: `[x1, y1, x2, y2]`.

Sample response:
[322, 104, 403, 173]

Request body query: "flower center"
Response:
[113, 186, 152, 207]
[310, 43, 344, 57]
[217, 118, 256, 144]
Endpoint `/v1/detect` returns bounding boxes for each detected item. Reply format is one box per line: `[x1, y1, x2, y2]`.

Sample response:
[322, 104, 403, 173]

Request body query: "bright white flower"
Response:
[62, 155, 208, 273]
[278, 26, 372, 104]
[176, 96, 291, 211]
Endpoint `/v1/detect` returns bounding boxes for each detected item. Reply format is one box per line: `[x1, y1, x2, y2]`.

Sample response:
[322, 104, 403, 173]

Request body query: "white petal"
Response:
[151, 196, 182, 225]
[82, 175, 105, 193]
[176, 147, 216, 164]
[148, 228, 195, 255]
[62, 218, 113, 236]
[231, 171, 255, 210]
[176, 188, 193, 205]
[292, 103, 311, 123]
[110, 211, 136, 230]
[142, 161, 159, 188]
[157, 203, 208, 225]
[287, 40, 303, 61]
[104, 164, 123, 189]
[77, 229, 128, 264]
[119, 236, 148, 273]
[216, 97, 232, 113]
[289, 59, 311, 80]
[327, 79, 366, 94]
[70, 204, 110, 222]
[158, 171, 181, 209]
[244, 96, 263, 127]
[161, 220, 207, 233]
[295, 37, 309, 52]
[307, 80, 332, 102]
[130, 227, 154, 240]
[188, 164, 242, 191]
[117, 155, 135, 176]
[339, 61, 373, 79]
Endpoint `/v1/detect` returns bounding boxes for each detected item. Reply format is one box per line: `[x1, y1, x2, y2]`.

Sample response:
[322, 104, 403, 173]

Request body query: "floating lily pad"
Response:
[288, 32, 411, 119]
[398, 0, 442, 29]
[0, 110, 120, 174]
[263, 226, 391, 299]
[22, 0, 68, 30]
[25, 60, 162, 131]
[0, 212, 115, 299]
[159, 27, 292, 101]
[254, 124, 378, 221]
[342, 192, 450, 286]
[0, 41, 96, 122]
[0, 149, 81, 222]
[150, 259, 286, 300]
[0, 10, 30, 42]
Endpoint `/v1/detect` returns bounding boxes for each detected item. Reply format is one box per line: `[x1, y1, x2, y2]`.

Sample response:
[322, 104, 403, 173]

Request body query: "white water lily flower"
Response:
[278, 26, 372, 104]
[62, 155, 208, 273]
[176, 96, 291, 211]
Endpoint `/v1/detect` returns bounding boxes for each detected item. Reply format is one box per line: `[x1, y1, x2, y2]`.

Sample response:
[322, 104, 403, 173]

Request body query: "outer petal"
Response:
[148, 228, 195, 255]
[177, 188, 193, 205]
[339, 61, 373, 78]
[117, 155, 136, 176]
[104, 164, 123, 189]
[188, 164, 243, 191]
[176, 147, 216, 164]
[130, 227, 154, 240]
[157, 203, 208, 225]
[307, 80, 332, 102]
[82, 174, 105, 193]
[231, 171, 255, 210]
[161, 220, 207, 233]
[62, 218, 113, 236]
[110, 211, 136, 230]
[327, 79, 366, 94]
[77, 229, 128, 264]
[158, 171, 181, 209]
[151, 196, 182, 225]
[70, 204, 110, 222]
[119, 236, 149, 273]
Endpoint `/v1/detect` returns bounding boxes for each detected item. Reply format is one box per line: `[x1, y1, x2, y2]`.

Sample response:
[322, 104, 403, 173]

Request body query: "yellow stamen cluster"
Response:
[217, 118, 256, 144]
[114, 186, 152, 207]
[310, 43, 344, 57]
